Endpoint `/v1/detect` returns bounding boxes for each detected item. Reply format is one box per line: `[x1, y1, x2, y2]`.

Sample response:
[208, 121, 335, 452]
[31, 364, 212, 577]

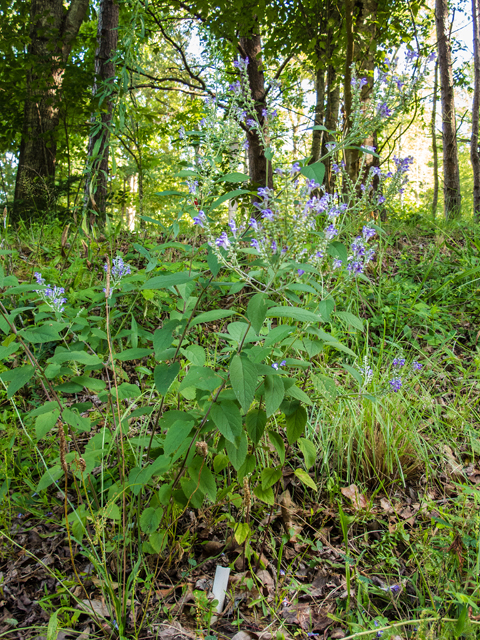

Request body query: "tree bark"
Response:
[239, 34, 273, 190]
[432, 59, 439, 217]
[472, 0, 480, 218]
[85, 0, 119, 220]
[14, 0, 89, 216]
[310, 65, 325, 164]
[436, 0, 462, 218]
[323, 64, 340, 192]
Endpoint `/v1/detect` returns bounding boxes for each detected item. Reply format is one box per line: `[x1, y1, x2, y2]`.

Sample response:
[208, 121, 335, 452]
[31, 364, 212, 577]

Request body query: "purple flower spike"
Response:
[324, 224, 338, 240]
[412, 361, 423, 370]
[290, 162, 300, 175]
[249, 217, 258, 230]
[333, 258, 342, 269]
[362, 226, 376, 240]
[280, 360, 286, 367]
[297, 269, 305, 275]
[251, 239, 259, 250]
[392, 357, 406, 368]
[228, 219, 237, 236]
[215, 232, 230, 250]
[193, 211, 206, 227]
[271, 363, 279, 370]
[389, 377, 402, 392]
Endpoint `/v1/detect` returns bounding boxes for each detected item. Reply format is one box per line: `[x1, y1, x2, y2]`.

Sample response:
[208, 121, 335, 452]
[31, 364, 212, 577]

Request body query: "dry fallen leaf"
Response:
[79, 599, 111, 618]
[341, 484, 368, 509]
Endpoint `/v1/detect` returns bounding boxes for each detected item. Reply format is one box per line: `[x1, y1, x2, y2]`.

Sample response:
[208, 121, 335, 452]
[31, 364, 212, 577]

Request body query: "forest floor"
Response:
[1, 217, 480, 640]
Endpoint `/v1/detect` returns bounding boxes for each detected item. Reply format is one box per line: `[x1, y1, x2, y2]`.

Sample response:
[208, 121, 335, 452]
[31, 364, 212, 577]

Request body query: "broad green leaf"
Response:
[190, 309, 236, 328]
[180, 344, 206, 366]
[268, 431, 285, 464]
[328, 241, 348, 263]
[213, 453, 229, 473]
[48, 350, 101, 366]
[226, 321, 258, 344]
[285, 384, 313, 405]
[335, 311, 364, 332]
[218, 172, 250, 183]
[261, 466, 282, 489]
[0, 365, 35, 398]
[245, 409, 267, 445]
[209, 189, 251, 210]
[63, 408, 91, 433]
[318, 299, 335, 322]
[179, 366, 222, 392]
[267, 306, 322, 324]
[35, 409, 60, 439]
[210, 400, 242, 444]
[22, 324, 61, 344]
[0, 342, 20, 360]
[247, 293, 268, 334]
[116, 348, 152, 361]
[71, 376, 106, 392]
[153, 325, 175, 357]
[37, 465, 63, 492]
[311, 373, 337, 401]
[343, 364, 363, 385]
[286, 405, 307, 444]
[141, 272, 195, 290]
[294, 468, 318, 491]
[140, 507, 163, 534]
[111, 382, 141, 400]
[264, 375, 285, 417]
[298, 438, 317, 469]
[225, 431, 248, 470]
[154, 362, 180, 395]
[149, 530, 168, 553]
[163, 420, 194, 456]
[234, 522, 251, 545]
[263, 325, 294, 347]
[189, 458, 217, 501]
[299, 162, 325, 185]
[229, 355, 257, 411]
[303, 338, 324, 358]
[253, 484, 275, 505]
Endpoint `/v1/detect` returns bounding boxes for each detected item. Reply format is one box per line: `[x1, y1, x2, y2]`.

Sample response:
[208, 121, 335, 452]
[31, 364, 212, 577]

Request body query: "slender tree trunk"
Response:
[436, 0, 462, 217]
[323, 65, 340, 192]
[432, 59, 439, 217]
[239, 34, 273, 190]
[472, 0, 480, 217]
[310, 65, 326, 163]
[85, 0, 119, 220]
[14, 0, 89, 217]
[344, 0, 354, 144]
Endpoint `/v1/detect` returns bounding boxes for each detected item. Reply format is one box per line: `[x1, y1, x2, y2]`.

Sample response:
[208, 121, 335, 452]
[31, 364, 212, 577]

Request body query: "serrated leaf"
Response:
[0, 342, 20, 360]
[48, 350, 101, 366]
[153, 326, 174, 356]
[111, 382, 141, 400]
[298, 438, 317, 469]
[261, 466, 282, 489]
[294, 468, 318, 491]
[247, 293, 268, 334]
[63, 408, 91, 433]
[286, 405, 307, 444]
[245, 409, 267, 445]
[149, 530, 168, 553]
[35, 409, 60, 439]
[253, 484, 275, 505]
[335, 311, 364, 332]
[311, 373, 337, 401]
[141, 272, 195, 290]
[154, 362, 180, 395]
[190, 309, 236, 327]
[0, 364, 35, 398]
[263, 325, 294, 347]
[318, 298, 335, 322]
[268, 431, 285, 464]
[179, 365, 222, 392]
[225, 431, 248, 470]
[140, 507, 163, 533]
[267, 306, 322, 324]
[264, 375, 285, 417]
[210, 400, 242, 444]
[22, 325, 61, 344]
[189, 460, 217, 501]
[285, 384, 313, 405]
[213, 453, 229, 473]
[218, 172, 250, 183]
[299, 162, 325, 185]
[229, 355, 257, 411]
[37, 465, 63, 492]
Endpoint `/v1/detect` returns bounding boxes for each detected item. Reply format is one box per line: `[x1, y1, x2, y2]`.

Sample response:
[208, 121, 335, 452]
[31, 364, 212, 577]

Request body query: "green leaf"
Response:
[286, 405, 307, 444]
[112, 382, 141, 400]
[207, 248, 220, 276]
[294, 468, 318, 491]
[218, 172, 250, 183]
[179, 366, 222, 392]
[300, 162, 325, 185]
[247, 293, 268, 334]
[46, 611, 59, 640]
[0, 342, 20, 360]
[261, 466, 282, 489]
[189, 458, 217, 501]
[298, 438, 316, 469]
[48, 351, 101, 366]
[35, 410, 60, 439]
[154, 362, 180, 395]
[190, 309, 236, 328]
[318, 299, 335, 322]
[343, 364, 363, 385]
[253, 484, 274, 505]
[116, 348, 152, 361]
[181, 345, 206, 366]
[63, 408, 91, 433]
[153, 324, 175, 357]
[285, 384, 313, 405]
[225, 431, 248, 470]
[149, 530, 168, 553]
[209, 189, 251, 210]
[245, 409, 267, 445]
[163, 420, 194, 457]
[0, 365, 35, 398]
[267, 306, 322, 324]
[328, 241, 348, 263]
[229, 355, 257, 411]
[140, 507, 163, 534]
[234, 522, 251, 544]
[22, 324, 61, 344]
[71, 376, 106, 392]
[263, 325, 294, 347]
[335, 311, 364, 332]
[155, 189, 186, 196]
[141, 272, 195, 290]
[210, 400, 242, 444]
[37, 465, 63, 492]
[264, 375, 285, 417]
[213, 453, 229, 473]
[268, 431, 285, 464]
[311, 373, 337, 401]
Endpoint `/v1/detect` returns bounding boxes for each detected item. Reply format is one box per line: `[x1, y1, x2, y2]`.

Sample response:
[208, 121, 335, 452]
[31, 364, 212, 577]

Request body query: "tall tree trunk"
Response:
[323, 65, 340, 192]
[310, 65, 326, 163]
[432, 59, 439, 217]
[239, 34, 273, 190]
[472, 0, 480, 217]
[436, 0, 462, 217]
[84, 0, 119, 220]
[14, 0, 89, 217]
